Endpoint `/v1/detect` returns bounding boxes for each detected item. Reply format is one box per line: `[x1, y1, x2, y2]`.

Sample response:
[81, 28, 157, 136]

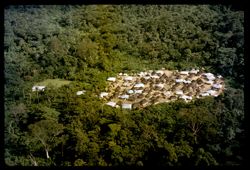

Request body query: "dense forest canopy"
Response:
[4, 5, 244, 166]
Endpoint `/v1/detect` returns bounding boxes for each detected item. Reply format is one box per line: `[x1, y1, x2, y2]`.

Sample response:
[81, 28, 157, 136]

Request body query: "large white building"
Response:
[32, 86, 46, 92]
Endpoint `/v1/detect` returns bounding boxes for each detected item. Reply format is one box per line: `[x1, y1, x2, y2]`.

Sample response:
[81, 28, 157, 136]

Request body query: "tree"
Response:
[26, 120, 64, 159]
[178, 100, 216, 144]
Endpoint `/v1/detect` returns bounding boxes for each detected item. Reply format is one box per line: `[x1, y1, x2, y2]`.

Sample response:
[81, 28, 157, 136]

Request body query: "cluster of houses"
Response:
[31, 68, 225, 110]
[100, 68, 225, 110]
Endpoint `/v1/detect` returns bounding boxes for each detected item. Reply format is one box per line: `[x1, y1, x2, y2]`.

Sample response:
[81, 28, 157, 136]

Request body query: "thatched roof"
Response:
[169, 96, 177, 100]
[132, 103, 141, 109]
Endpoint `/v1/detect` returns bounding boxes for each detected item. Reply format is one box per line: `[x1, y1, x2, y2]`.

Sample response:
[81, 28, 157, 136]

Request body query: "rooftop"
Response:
[100, 69, 225, 109]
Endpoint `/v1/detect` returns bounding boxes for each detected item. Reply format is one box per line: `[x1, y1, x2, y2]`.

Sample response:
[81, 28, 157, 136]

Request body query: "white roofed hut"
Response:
[127, 90, 134, 94]
[207, 89, 218, 96]
[32, 86, 46, 92]
[155, 83, 164, 88]
[124, 76, 133, 81]
[156, 70, 164, 76]
[212, 84, 223, 89]
[143, 76, 151, 80]
[176, 79, 184, 83]
[106, 101, 116, 107]
[180, 95, 192, 101]
[138, 72, 145, 77]
[76, 90, 86, 95]
[200, 92, 210, 97]
[183, 80, 191, 84]
[189, 69, 199, 74]
[180, 71, 189, 75]
[151, 75, 160, 79]
[100, 92, 109, 98]
[134, 90, 143, 94]
[122, 103, 132, 110]
[107, 77, 116, 82]
[122, 82, 131, 87]
[203, 73, 216, 81]
[176, 90, 184, 95]
[217, 75, 223, 79]
[134, 83, 145, 88]
[119, 94, 129, 99]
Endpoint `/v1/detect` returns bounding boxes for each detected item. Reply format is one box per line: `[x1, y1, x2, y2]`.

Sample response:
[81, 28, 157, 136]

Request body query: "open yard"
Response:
[35, 79, 72, 88]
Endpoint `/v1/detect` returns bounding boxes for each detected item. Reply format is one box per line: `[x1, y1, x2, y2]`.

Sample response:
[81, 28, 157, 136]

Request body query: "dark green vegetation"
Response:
[4, 5, 244, 166]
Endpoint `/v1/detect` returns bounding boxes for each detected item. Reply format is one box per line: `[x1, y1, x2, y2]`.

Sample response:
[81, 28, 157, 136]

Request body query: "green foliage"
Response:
[4, 5, 244, 166]
[35, 79, 71, 88]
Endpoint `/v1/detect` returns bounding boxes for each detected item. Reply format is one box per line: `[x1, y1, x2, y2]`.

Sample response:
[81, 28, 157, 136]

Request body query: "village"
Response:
[100, 68, 225, 109]
[31, 68, 225, 110]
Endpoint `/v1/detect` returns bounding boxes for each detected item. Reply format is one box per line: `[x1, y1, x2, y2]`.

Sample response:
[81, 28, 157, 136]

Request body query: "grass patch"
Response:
[35, 79, 72, 88]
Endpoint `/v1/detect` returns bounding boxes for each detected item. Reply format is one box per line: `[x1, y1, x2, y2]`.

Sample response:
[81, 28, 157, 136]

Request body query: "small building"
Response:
[151, 75, 160, 79]
[122, 103, 132, 109]
[119, 94, 129, 99]
[203, 73, 216, 81]
[143, 76, 151, 80]
[217, 75, 223, 79]
[180, 71, 189, 75]
[140, 99, 148, 107]
[200, 92, 210, 97]
[107, 77, 116, 82]
[32, 86, 46, 92]
[100, 92, 109, 98]
[205, 80, 214, 85]
[124, 76, 133, 81]
[122, 82, 131, 87]
[183, 80, 191, 84]
[164, 91, 171, 96]
[202, 73, 213, 77]
[155, 83, 164, 88]
[134, 90, 143, 94]
[106, 101, 116, 107]
[207, 89, 217, 96]
[180, 95, 192, 101]
[127, 90, 134, 94]
[212, 84, 222, 89]
[76, 90, 86, 95]
[134, 83, 145, 88]
[138, 94, 144, 98]
[176, 90, 183, 95]
[156, 70, 164, 75]
[132, 103, 141, 109]
[176, 79, 184, 83]
[169, 96, 177, 100]
[189, 69, 199, 74]
[197, 78, 203, 84]
[138, 72, 145, 77]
